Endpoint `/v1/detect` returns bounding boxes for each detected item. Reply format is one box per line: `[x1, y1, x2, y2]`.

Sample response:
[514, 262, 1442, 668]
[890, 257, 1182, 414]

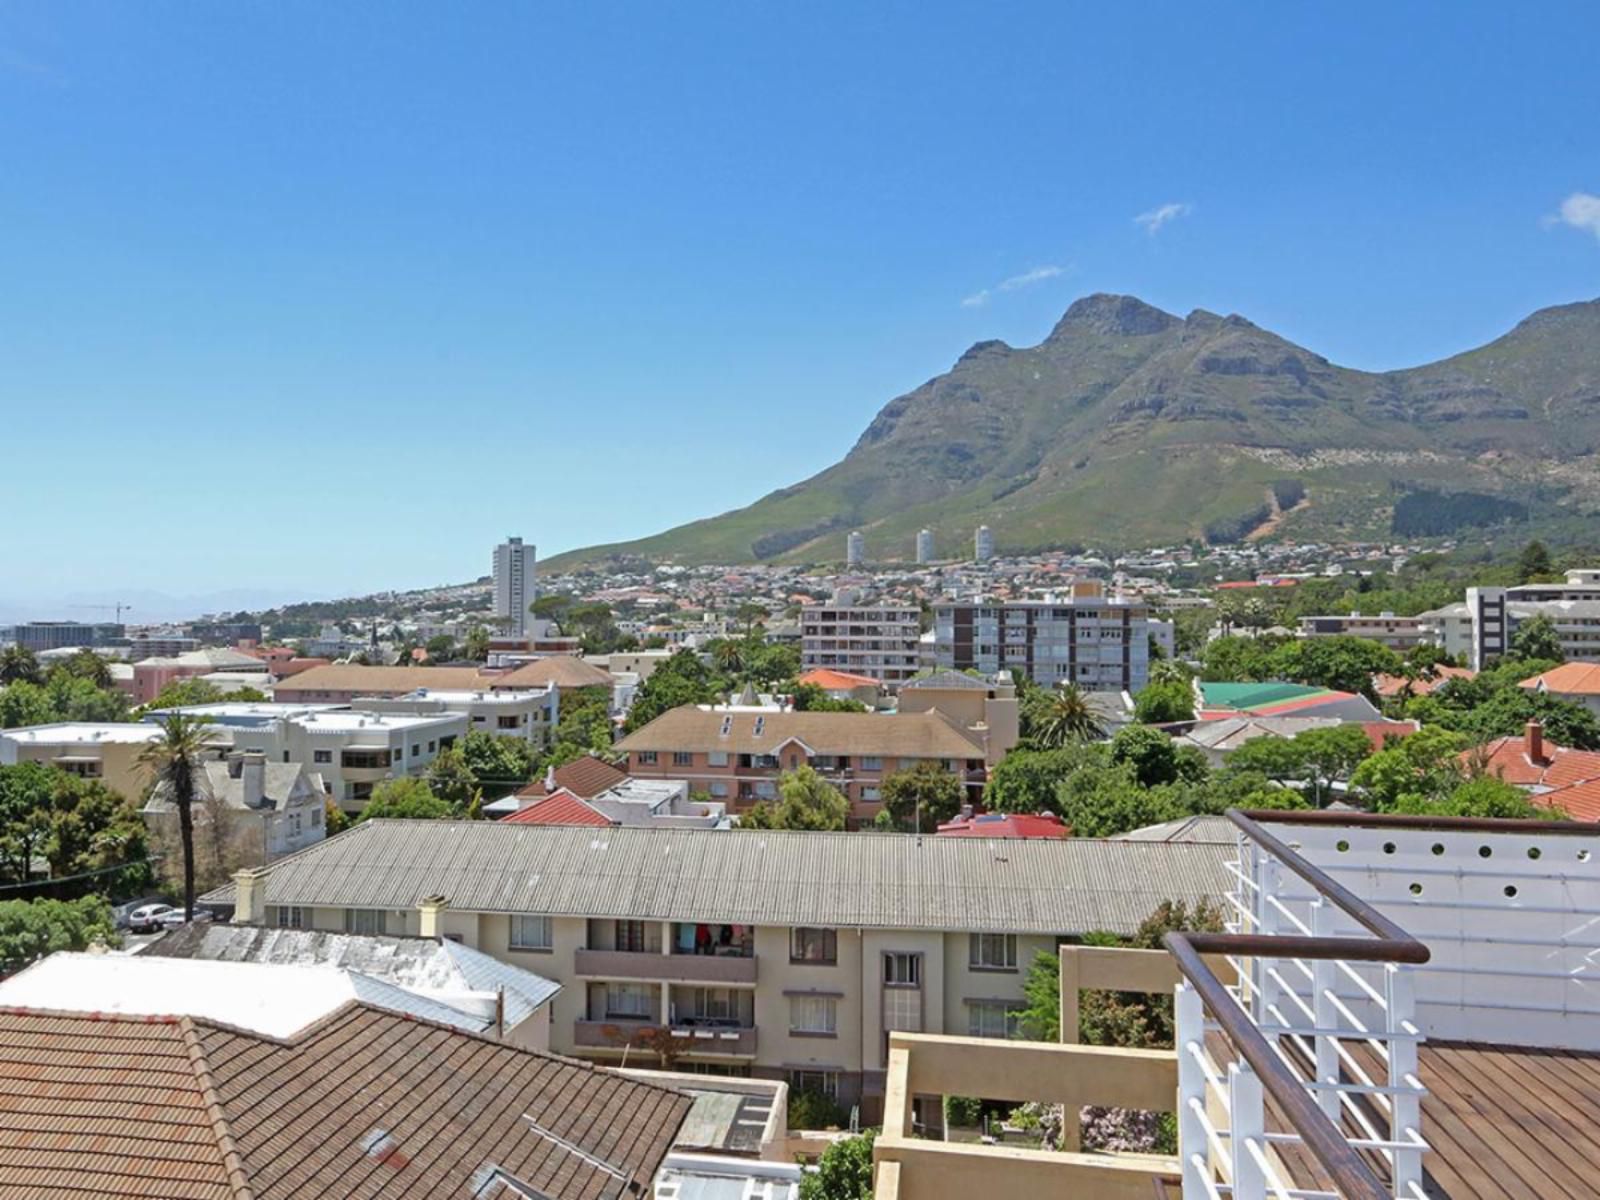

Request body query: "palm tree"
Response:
[1031, 683, 1105, 748]
[712, 639, 745, 677]
[1148, 659, 1192, 687]
[0, 645, 42, 685]
[463, 624, 491, 662]
[63, 648, 113, 689]
[138, 713, 220, 920]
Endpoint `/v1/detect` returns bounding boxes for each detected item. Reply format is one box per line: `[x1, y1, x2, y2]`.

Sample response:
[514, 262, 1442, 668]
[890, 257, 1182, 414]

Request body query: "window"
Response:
[615, 919, 651, 953]
[638, 751, 659, 765]
[510, 914, 553, 951]
[968, 1001, 1022, 1039]
[789, 1069, 839, 1100]
[791, 927, 837, 964]
[708, 751, 729, 767]
[498, 716, 519, 729]
[969, 933, 1017, 970]
[344, 909, 385, 936]
[311, 806, 322, 826]
[709, 782, 728, 798]
[313, 750, 332, 764]
[884, 953, 921, 986]
[789, 994, 838, 1035]
[275, 905, 304, 929]
[605, 983, 657, 1020]
[753, 780, 776, 799]
[411, 743, 421, 756]
[861, 787, 881, 802]
[673, 751, 693, 766]
[861, 756, 882, 771]
[427, 740, 436, 752]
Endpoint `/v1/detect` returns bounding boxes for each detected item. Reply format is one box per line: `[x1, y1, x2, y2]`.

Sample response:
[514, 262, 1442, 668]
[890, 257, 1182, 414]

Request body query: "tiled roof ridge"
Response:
[177, 1014, 258, 1200]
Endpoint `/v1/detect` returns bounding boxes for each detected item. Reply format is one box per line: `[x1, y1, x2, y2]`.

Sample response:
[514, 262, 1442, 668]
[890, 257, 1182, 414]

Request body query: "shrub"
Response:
[943, 1094, 983, 1127]
[788, 1087, 847, 1130]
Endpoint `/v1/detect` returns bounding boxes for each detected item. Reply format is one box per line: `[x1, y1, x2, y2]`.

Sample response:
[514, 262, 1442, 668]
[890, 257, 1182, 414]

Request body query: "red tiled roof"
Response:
[515, 755, 628, 800]
[797, 668, 882, 690]
[936, 812, 1071, 839]
[1522, 662, 1600, 697]
[1539, 777, 1600, 822]
[1373, 665, 1477, 699]
[0, 1003, 690, 1200]
[1471, 733, 1600, 789]
[1359, 720, 1421, 751]
[503, 789, 613, 827]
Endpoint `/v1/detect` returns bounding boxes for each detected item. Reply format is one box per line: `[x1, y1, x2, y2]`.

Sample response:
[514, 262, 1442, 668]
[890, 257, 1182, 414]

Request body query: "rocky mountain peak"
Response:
[1048, 293, 1181, 340]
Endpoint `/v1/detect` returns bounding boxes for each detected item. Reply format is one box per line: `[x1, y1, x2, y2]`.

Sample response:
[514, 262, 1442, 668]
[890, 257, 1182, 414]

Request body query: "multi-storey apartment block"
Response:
[932, 581, 1151, 692]
[146, 702, 469, 812]
[1296, 611, 1433, 651]
[356, 685, 558, 748]
[1418, 568, 1600, 668]
[493, 535, 539, 636]
[801, 603, 921, 685]
[0, 722, 166, 799]
[217, 821, 1229, 1121]
[9, 621, 124, 652]
[615, 705, 989, 822]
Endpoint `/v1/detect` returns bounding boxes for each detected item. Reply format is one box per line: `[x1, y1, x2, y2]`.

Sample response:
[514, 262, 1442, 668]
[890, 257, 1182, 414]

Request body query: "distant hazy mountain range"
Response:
[545, 293, 1600, 569]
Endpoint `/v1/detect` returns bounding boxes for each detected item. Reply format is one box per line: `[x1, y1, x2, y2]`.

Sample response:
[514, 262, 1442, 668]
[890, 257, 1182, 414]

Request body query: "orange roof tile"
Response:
[797, 668, 883, 690]
[1373, 665, 1477, 699]
[1539, 777, 1600, 822]
[1470, 733, 1600, 789]
[515, 755, 628, 800]
[503, 790, 613, 827]
[1522, 662, 1600, 697]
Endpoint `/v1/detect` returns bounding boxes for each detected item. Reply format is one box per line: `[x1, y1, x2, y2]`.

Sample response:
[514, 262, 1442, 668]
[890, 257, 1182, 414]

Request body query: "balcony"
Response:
[574, 947, 757, 985]
[573, 1019, 756, 1057]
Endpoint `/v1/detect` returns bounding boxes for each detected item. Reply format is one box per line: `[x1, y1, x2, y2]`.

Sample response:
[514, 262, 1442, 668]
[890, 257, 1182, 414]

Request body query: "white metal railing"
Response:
[1174, 822, 1429, 1200]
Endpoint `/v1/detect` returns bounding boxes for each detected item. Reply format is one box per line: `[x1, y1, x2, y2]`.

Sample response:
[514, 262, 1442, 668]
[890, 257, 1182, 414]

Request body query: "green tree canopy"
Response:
[787, 682, 867, 713]
[983, 745, 1107, 815]
[1108, 726, 1207, 789]
[1133, 679, 1196, 725]
[0, 897, 117, 975]
[1023, 683, 1105, 748]
[0, 645, 43, 685]
[1510, 614, 1564, 663]
[458, 729, 537, 796]
[798, 1131, 875, 1200]
[424, 745, 482, 812]
[624, 650, 722, 732]
[1517, 540, 1554, 583]
[356, 777, 458, 821]
[739, 766, 848, 831]
[879, 761, 966, 832]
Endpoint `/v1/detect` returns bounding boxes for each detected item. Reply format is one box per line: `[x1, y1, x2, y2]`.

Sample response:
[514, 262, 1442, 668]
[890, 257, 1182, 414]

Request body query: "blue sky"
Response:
[2, 3, 1597, 613]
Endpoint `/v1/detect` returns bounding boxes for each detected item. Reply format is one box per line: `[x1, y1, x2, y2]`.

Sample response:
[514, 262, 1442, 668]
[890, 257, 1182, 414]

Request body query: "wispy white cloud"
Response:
[1134, 202, 1192, 236]
[961, 264, 1066, 308]
[1552, 192, 1600, 241]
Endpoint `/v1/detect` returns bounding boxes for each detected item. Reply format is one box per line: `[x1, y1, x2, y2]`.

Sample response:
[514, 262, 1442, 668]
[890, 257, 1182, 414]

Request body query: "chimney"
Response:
[417, 894, 448, 939]
[543, 764, 557, 793]
[232, 867, 267, 924]
[1526, 720, 1547, 766]
[240, 750, 267, 808]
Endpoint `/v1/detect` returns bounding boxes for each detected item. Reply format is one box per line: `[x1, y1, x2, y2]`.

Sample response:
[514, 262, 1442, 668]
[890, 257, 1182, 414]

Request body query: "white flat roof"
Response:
[394, 688, 547, 703]
[0, 723, 164, 746]
[0, 953, 379, 1038]
[293, 711, 466, 733]
[148, 703, 346, 720]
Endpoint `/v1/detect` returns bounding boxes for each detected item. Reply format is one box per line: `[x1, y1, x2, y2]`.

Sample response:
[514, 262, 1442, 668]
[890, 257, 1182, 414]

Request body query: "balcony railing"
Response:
[574, 947, 757, 985]
[572, 1019, 756, 1057]
[1166, 810, 1432, 1200]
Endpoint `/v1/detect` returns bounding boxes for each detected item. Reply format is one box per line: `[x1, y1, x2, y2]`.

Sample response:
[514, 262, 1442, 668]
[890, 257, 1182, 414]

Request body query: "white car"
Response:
[126, 903, 175, 933]
[158, 907, 214, 930]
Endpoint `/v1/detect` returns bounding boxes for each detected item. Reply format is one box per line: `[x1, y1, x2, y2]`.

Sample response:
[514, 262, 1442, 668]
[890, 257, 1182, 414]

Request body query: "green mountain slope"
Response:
[547, 295, 1600, 569]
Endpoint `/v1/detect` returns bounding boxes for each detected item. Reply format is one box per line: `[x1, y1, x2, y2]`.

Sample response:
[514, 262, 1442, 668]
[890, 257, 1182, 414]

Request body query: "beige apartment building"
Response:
[217, 820, 1229, 1121]
[614, 706, 992, 822]
[0, 722, 167, 799]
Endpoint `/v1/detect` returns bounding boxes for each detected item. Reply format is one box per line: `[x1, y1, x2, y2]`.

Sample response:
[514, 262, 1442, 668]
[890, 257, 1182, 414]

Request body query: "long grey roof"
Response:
[203, 819, 1232, 936]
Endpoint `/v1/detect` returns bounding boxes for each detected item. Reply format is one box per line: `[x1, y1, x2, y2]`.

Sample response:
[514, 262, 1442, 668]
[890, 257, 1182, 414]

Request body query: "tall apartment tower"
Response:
[916, 529, 934, 565]
[846, 530, 865, 566]
[974, 524, 995, 562]
[492, 537, 538, 636]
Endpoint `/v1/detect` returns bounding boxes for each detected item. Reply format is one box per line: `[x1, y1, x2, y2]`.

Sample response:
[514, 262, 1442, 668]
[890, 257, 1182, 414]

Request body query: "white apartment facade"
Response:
[1296, 611, 1433, 651]
[147, 703, 469, 812]
[358, 686, 558, 748]
[1419, 569, 1600, 668]
[932, 581, 1153, 692]
[800, 604, 921, 685]
[493, 537, 539, 636]
[220, 822, 1228, 1121]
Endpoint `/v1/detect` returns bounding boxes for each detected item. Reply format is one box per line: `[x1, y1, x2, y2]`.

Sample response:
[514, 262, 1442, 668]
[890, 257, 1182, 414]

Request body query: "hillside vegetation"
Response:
[546, 294, 1600, 569]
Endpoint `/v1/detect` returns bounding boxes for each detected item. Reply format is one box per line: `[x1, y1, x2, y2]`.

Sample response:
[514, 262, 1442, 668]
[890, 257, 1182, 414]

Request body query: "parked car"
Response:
[125, 903, 175, 933]
[112, 896, 169, 930]
[158, 907, 215, 931]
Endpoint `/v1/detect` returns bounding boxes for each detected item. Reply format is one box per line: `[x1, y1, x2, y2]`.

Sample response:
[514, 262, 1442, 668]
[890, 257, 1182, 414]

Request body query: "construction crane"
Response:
[68, 602, 134, 622]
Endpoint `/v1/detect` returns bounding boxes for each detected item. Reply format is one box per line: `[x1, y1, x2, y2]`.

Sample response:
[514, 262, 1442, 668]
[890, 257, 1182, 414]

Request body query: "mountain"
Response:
[546, 295, 1600, 569]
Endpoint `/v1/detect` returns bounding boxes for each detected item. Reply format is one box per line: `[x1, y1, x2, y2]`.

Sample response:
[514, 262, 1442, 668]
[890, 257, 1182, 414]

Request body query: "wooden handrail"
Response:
[1161, 808, 1434, 1200]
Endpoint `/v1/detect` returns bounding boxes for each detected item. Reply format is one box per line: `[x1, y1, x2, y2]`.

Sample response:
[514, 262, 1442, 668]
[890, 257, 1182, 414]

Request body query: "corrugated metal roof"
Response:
[614, 706, 986, 757]
[206, 820, 1232, 937]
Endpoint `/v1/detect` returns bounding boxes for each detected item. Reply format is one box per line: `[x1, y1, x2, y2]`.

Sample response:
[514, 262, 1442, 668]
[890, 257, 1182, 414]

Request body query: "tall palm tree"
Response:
[138, 713, 219, 920]
[1032, 683, 1105, 748]
[712, 639, 744, 677]
[0, 645, 42, 685]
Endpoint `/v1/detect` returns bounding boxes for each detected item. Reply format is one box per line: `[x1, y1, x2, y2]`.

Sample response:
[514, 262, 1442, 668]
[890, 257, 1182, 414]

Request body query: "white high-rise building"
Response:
[916, 529, 934, 565]
[974, 524, 995, 562]
[493, 537, 539, 636]
[846, 530, 865, 566]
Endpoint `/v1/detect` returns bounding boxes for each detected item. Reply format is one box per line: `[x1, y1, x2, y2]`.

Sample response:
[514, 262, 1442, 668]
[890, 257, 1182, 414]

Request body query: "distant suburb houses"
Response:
[209, 819, 1229, 1124]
